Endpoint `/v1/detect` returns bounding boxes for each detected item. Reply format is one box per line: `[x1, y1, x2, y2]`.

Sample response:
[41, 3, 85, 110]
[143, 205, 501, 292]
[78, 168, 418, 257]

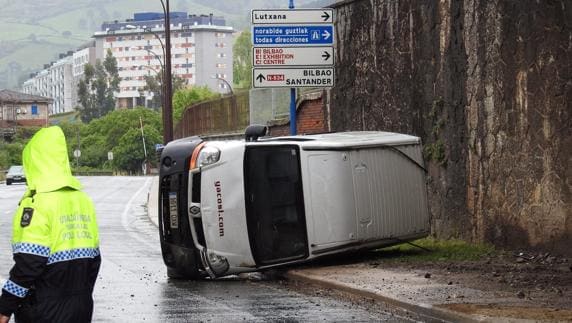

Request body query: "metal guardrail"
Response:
[175, 93, 250, 139]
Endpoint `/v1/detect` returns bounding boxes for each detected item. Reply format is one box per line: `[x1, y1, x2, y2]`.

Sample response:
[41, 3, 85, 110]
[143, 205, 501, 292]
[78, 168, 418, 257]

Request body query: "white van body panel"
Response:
[349, 145, 428, 240]
[298, 136, 429, 257]
[303, 151, 358, 247]
[198, 141, 256, 268]
[192, 131, 429, 275]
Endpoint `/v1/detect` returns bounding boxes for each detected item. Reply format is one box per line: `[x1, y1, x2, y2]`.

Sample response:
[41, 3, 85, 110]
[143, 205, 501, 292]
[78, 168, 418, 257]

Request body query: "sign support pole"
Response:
[289, 0, 297, 136]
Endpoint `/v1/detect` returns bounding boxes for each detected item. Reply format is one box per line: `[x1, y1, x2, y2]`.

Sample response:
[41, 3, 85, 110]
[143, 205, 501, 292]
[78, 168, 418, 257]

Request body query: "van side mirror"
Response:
[245, 125, 268, 142]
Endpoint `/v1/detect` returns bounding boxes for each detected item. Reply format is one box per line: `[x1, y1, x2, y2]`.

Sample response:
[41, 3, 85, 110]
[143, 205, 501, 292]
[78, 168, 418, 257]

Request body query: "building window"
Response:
[215, 43, 225, 48]
[216, 63, 227, 68]
[217, 53, 226, 58]
[31, 105, 38, 115]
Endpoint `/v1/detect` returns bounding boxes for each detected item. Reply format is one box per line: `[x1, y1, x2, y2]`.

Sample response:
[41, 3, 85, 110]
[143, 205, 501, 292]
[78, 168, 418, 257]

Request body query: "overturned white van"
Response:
[158, 129, 430, 279]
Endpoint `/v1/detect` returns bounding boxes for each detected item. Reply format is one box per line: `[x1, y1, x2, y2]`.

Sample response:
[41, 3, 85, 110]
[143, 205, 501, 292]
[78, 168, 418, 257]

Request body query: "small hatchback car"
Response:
[6, 165, 26, 185]
[159, 128, 430, 279]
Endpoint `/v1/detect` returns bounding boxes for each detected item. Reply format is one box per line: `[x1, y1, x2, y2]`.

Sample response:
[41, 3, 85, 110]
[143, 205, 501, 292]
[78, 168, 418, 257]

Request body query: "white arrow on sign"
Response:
[252, 46, 334, 67]
[251, 9, 334, 24]
[252, 67, 335, 88]
[322, 30, 331, 40]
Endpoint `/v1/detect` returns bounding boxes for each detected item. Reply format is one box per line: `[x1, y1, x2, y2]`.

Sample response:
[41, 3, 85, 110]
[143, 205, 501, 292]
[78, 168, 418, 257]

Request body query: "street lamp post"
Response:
[130, 46, 164, 109]
[161, 0, 174, 144]
[126, 1, 173, 144]
[142, 48, 165, 111]
[127, 2, 172, 143]
[211, 76, 234, 96]
[212, 76, 237, 129]
[127, 27, 166, 111]
[149, 50, 165, 112]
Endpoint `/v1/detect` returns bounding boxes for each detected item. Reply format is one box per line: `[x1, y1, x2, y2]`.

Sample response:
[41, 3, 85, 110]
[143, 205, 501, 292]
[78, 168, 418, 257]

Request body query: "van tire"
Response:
[166, 266, 200, 280]
[162, 243, 202, 280]
[6, 180, 11, 185]
[166, 264, 201, 280]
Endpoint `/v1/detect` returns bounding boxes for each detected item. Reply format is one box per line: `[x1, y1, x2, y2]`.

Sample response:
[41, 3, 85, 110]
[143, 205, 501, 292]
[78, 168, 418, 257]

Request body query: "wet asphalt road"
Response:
[0, 176, 407, 322]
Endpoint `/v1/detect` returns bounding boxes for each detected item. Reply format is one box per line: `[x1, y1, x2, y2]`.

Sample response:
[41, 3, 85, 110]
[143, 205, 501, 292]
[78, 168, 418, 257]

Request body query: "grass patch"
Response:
[0, 42, 75, 68]
[0, 22, 58, 41]
[376, 238, 496, 262]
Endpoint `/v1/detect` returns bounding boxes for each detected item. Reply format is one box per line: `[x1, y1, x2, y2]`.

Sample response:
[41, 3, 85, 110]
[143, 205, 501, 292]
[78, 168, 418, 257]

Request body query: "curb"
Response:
[147, 176, 159, 227]
[284, 270, 485, 323]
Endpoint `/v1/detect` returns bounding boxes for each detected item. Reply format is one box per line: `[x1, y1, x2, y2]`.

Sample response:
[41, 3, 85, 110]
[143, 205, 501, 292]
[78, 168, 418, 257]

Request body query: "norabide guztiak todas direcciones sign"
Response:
[251, 8, 335, 89]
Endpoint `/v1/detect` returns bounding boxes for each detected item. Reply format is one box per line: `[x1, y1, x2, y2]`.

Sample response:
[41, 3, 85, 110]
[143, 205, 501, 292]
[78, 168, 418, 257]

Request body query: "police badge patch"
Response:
[21, 208, 34, 227]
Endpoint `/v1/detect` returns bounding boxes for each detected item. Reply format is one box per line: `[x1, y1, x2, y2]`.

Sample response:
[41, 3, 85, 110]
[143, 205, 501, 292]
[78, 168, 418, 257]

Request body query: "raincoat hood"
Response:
[22, 126, 81, 193]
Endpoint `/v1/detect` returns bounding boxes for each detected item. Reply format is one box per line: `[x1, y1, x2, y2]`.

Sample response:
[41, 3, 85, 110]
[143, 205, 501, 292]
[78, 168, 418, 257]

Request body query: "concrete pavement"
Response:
[146, 176, 571, 322]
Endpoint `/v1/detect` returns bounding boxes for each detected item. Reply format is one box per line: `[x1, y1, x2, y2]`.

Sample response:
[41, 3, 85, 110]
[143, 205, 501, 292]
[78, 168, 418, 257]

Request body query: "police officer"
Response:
[0, 126, 101, 323]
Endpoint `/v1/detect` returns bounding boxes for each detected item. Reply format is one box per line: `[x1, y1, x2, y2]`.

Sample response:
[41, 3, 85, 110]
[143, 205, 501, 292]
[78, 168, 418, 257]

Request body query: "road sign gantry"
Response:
[251, 8, 335, 89]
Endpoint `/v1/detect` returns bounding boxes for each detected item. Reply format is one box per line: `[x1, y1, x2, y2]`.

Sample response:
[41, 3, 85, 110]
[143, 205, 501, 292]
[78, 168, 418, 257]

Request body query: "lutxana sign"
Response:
[251, 8, 335, 89]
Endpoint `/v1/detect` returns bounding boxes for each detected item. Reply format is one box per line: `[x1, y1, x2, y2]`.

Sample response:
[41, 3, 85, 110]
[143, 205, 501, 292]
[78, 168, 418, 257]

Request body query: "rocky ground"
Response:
[279, 248, 572, 322]
[404, 251, 572, 320]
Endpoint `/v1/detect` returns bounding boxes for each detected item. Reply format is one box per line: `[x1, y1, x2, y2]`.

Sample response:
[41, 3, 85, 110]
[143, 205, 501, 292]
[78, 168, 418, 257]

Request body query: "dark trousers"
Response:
[15, 292, 94, 323]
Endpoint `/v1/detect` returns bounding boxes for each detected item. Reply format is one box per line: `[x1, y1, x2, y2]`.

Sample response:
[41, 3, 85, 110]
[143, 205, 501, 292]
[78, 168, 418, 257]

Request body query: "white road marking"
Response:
[120, 178, 155, 249]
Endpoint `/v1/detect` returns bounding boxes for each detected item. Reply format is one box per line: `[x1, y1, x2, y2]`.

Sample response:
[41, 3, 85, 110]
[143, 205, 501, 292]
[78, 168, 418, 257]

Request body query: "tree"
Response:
[77, 49, 120, 123]
[173, 86, 220, 122]
[0, 127, 41, 170]
[58, 121, 86, 167]
[143, 71, 186, 111]
[233, 30, 252, 88]
[60, 108, 162, 173]
[113, 125, 161, 173]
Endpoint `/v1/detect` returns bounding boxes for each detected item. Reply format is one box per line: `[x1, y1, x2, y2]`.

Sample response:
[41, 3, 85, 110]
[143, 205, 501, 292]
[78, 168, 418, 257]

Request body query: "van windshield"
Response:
[244, 146, 308, 266]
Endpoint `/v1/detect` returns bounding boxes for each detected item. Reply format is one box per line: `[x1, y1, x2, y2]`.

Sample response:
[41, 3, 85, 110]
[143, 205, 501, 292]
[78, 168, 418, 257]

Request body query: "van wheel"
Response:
[6, 180, 11, 185]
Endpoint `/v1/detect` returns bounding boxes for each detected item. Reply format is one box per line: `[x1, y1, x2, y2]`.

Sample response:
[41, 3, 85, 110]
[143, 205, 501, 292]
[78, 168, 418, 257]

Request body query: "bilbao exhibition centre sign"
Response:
[251, 9, 335, 89]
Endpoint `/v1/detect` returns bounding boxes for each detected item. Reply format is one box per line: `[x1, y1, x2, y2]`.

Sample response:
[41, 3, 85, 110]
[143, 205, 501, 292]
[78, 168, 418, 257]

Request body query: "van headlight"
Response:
[206, 251, 229, 276]
[197, 147, 221, 168]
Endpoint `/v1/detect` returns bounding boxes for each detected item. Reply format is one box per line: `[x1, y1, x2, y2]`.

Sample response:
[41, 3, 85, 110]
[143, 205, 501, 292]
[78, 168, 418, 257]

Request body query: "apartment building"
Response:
[21, 13, 233, 113]
[72, 43, 98, 106]
[93, 12, 234, 108]
[22, 42, 96, 116]
[22, 53, 74, 115]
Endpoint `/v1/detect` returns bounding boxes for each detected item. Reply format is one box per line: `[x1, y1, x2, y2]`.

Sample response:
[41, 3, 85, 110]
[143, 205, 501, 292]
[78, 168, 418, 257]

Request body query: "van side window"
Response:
[244, 146, 308, 265]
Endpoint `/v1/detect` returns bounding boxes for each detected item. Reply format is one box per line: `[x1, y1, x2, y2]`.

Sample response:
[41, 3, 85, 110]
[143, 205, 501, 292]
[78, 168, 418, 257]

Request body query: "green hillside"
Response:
[0, 0, 316, 90]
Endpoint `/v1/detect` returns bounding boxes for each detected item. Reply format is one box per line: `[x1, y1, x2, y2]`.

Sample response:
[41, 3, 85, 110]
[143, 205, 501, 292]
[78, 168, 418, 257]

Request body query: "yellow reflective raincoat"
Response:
[0, 126, 101, 323]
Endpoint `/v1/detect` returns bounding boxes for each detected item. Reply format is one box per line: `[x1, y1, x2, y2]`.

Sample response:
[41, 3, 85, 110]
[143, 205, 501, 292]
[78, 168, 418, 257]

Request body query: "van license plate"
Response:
[169, 192, 179, 228]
